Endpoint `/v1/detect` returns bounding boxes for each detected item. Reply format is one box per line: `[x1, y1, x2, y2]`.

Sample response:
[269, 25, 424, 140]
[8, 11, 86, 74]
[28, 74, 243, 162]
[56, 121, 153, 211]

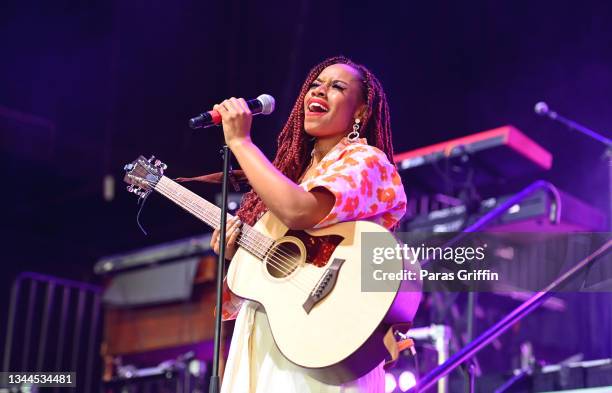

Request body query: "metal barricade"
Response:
[3, 272, 103, 392]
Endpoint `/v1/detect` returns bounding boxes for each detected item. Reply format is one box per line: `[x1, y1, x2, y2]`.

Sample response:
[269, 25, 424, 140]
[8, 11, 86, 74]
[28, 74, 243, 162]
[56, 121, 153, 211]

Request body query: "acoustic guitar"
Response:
[124, 155, 421, 384]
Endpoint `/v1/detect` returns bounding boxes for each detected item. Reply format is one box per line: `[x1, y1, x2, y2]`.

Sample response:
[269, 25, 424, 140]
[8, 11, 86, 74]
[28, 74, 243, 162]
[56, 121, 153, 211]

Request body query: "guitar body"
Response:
[226, 212, 422, 384]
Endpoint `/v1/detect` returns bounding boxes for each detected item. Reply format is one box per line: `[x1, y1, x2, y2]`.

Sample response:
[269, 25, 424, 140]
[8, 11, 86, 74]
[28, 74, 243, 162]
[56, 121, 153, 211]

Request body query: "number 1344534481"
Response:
[1, 372, 76, 387]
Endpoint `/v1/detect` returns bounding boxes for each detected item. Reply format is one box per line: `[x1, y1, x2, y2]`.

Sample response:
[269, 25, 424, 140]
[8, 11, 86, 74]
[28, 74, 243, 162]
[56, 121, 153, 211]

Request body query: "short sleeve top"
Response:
[221, 137, 407, 321]
[300, 137, 407, 229]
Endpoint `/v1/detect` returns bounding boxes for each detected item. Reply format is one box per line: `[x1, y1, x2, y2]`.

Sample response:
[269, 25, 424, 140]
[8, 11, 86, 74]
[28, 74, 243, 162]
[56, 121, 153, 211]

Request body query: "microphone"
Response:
[534, 101, 611, 147]
[189, 94, 275, 129]
[534, 101, 557, 119]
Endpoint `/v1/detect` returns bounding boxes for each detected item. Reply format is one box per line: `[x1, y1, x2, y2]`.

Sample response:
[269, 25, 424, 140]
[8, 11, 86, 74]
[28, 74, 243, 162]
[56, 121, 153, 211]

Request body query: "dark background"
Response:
[2, 0, 611, 376]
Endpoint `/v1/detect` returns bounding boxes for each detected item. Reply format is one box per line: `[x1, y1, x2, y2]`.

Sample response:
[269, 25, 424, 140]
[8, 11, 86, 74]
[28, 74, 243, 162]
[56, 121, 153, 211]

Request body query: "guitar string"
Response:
[155, 182, 314, 293]
[154, 181, 321, 293]
[142, 175, 323, 280]
[154, 181, 274, 261]
[159, 182, 300, 274]
[155, 181, 301, 275]
[235, 224, 324, 278]
[155, 178, 328, 281]
[152, 177, 329, 284]
[162, 190, 317, 294]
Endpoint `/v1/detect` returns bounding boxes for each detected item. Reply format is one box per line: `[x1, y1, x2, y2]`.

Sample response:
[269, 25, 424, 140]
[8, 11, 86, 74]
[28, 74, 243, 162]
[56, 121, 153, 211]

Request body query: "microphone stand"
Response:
[209, 146, 232, 393]
[536, 103, 612, 230]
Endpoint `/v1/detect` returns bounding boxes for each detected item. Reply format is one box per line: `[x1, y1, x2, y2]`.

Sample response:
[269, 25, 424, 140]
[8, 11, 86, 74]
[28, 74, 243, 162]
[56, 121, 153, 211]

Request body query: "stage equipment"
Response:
[535, 101, 612, 231]
[385, 325, 454, 393]
[102, 351, 207, 393]
[411, 181, 612, 393]
[95, 234, 212, 275]
[96, 238, 219, 371]
[188, 94, 275, 129]
[422, 244, 610, 393]
[494, 357, 612, 392]
[393, 126, 552, 193]
[95, 222, 222, 390]
[3, 272, 103, 393]
[403, 187, 606, 233]
[124, 155, 422, 385]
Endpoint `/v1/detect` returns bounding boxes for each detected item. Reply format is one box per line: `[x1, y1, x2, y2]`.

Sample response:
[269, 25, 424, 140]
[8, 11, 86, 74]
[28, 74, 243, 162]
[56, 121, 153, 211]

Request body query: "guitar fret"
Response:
[155, 176, 271, 259]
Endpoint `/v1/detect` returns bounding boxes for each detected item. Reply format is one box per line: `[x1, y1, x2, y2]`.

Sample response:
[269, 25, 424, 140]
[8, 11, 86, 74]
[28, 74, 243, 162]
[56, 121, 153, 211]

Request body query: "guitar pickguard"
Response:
[285, 230, 344, 267]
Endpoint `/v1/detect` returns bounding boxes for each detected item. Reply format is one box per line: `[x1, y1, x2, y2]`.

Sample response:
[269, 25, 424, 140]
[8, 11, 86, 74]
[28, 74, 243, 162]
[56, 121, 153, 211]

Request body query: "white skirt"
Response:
[220, 301, 385, 393]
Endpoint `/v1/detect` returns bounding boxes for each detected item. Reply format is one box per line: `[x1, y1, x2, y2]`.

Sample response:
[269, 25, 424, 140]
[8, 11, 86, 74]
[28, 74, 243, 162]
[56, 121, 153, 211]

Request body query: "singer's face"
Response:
[303, 64, 366, 139]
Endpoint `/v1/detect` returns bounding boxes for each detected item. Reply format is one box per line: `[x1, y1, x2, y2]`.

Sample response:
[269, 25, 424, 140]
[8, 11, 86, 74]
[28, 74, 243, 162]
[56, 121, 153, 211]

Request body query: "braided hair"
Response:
[236, 56, 395, 225]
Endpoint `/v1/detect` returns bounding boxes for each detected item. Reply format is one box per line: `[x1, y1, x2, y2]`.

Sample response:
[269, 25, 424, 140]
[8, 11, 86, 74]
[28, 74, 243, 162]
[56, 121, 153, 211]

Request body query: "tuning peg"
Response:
[127, 185, 143, 195]
[148, 155, 156, 163]
[124, 163, 134, 171]
[153, 159, 167, 170]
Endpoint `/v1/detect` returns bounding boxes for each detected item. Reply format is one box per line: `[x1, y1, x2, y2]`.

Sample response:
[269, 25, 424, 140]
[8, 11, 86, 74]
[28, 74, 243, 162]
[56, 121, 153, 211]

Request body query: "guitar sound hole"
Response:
[265, 240, 303, 278]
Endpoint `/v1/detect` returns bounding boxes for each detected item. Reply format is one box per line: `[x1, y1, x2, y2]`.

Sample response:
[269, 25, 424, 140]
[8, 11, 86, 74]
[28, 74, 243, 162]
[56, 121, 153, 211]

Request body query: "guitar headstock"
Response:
[123, 155, 167, 198]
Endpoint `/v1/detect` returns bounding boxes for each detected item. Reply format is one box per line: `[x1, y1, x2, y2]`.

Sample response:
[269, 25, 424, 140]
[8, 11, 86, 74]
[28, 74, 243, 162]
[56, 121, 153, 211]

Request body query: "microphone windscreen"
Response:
[534, 101, 549, 115]
[257, 94, 276, 115]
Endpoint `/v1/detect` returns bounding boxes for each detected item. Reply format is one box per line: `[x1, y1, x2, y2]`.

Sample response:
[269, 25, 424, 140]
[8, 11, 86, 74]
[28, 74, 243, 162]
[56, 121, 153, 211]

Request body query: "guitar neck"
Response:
[154, 176, 272, 259]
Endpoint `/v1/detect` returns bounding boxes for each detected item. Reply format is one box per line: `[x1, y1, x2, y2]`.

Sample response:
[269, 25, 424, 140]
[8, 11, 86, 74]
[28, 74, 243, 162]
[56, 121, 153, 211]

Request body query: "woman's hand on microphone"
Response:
[214, 97, 253, 148]
[210, 216, 242, 260]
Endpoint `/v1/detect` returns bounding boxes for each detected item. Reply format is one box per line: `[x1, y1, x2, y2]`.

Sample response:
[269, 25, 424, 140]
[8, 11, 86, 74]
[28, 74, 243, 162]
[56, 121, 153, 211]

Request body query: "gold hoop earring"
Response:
[347, 118, 361, 142]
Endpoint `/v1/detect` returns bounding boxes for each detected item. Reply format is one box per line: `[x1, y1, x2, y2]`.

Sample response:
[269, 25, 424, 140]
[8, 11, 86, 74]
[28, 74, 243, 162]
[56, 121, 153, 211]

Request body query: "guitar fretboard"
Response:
[155, 176, 274, 260]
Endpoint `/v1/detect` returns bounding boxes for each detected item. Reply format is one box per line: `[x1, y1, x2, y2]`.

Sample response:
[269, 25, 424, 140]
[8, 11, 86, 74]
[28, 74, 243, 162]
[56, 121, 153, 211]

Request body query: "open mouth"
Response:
[306, 98, 329, 115]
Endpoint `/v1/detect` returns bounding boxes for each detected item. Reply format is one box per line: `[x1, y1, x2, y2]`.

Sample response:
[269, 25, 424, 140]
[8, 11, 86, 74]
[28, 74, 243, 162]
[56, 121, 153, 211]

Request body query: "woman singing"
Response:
[210, 56, 407, 392]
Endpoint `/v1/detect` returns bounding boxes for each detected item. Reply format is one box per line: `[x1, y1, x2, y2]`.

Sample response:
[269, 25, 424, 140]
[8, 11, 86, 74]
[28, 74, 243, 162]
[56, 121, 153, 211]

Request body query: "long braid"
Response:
[236, 56, 395, 225]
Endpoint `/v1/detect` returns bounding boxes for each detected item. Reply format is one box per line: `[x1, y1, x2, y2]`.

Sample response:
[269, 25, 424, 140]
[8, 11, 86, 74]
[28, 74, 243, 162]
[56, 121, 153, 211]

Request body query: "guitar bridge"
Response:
[302, 258, 345, 314]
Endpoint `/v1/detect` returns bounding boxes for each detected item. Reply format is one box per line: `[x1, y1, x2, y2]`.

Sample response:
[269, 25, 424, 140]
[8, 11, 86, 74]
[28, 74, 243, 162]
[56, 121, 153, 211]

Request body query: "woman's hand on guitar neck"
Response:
[210, 217, 242, 260]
